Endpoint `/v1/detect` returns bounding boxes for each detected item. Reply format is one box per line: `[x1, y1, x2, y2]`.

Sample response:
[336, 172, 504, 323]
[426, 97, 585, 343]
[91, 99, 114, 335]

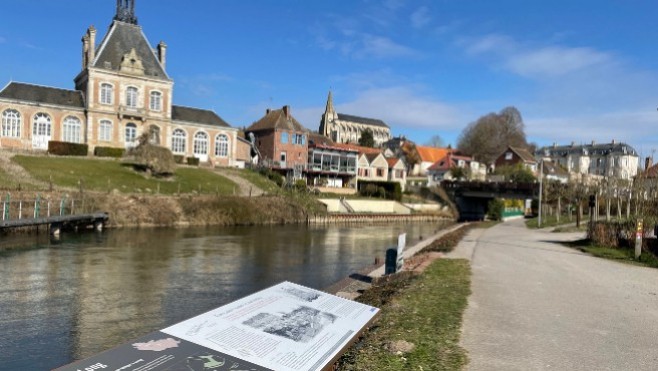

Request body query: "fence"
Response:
[1, 193, 90, 222]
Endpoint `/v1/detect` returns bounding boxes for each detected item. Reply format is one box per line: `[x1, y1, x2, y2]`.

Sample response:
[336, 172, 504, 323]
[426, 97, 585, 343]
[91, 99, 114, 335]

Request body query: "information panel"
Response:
[56, 282, 379, 371]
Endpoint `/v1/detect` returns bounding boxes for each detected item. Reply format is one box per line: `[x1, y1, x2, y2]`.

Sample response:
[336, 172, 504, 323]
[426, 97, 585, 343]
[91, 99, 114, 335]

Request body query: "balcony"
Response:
[118, 106, 146, 121]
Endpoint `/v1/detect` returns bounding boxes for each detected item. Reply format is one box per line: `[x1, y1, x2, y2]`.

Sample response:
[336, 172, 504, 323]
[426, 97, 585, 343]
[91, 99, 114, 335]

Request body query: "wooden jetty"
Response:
[0, 212, 109, 235]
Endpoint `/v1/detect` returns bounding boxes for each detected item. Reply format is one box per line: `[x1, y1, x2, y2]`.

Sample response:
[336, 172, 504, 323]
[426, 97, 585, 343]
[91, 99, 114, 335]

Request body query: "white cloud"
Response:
[359, 34, 419, 58]
[411, 7, 431, 29]
[461, 34, 515, 55]
[507, 46, 612, 78]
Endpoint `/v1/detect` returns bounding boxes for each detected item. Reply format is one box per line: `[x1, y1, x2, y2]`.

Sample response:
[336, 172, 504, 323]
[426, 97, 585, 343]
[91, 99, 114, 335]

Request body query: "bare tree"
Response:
[425, 135, 445, 148]
[457, 106, 529, 165]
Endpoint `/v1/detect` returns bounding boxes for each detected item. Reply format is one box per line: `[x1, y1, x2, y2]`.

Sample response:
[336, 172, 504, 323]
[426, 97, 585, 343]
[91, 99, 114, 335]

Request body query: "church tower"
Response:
[319, 90, 338, 140]
[114, 0, 138, 24]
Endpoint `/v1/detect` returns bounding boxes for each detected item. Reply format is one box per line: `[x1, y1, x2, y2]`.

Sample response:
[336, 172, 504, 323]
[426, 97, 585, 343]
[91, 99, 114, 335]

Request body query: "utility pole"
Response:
[538, 160, 543, 227]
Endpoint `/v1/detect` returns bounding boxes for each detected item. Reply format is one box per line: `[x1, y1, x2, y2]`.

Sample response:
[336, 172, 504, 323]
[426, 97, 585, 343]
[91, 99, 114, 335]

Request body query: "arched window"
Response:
[126, 86, 138, 108]
[193, 132, 209, 156]
[99, 120, 113, 142]
[100, 83, 113, 105]
[33, 113, 52, 137]
[215, 134, 229, 157]
[62, 116, 82, 143]
[125, 123, 137, 148]
[149, 91, 162, 111]
[1, 109, 21, 138]
[171, 128, 186, 154]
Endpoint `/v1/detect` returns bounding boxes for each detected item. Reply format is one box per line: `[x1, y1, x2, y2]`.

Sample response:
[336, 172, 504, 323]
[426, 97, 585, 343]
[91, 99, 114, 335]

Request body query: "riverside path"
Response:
[450, 218, 658, 370]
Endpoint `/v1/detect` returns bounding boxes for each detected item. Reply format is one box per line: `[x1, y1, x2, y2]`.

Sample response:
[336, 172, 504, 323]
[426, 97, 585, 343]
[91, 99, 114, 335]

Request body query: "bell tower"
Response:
[114, 0, 138, 24]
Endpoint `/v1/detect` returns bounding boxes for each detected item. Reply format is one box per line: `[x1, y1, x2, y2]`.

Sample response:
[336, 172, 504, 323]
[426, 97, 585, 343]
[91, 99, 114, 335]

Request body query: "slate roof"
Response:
[337, 113, 389, 128]
[172, 105, 231, 128]
[542, 161, 569, 177]
[246, 107, 308, 132]
[536, 142, 638, 157]
[0, 82, 85, 108]
[93, 21, 169, 80]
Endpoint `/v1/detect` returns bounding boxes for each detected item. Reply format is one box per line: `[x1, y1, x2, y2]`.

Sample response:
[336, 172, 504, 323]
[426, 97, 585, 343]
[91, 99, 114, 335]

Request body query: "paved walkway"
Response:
[449, 219, 658, 370]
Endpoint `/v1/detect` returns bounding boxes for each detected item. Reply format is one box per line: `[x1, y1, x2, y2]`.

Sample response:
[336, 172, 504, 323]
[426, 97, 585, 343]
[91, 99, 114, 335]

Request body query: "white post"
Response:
[19, 201, 22, 220]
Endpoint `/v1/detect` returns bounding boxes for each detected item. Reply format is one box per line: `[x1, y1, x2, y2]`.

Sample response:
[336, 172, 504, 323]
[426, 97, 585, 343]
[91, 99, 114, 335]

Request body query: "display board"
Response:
[56, 282, 379, 371]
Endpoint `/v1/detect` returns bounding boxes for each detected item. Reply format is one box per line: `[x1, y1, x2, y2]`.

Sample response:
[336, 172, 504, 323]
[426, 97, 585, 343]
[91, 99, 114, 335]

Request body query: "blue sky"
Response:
[1, 0, 657, 157]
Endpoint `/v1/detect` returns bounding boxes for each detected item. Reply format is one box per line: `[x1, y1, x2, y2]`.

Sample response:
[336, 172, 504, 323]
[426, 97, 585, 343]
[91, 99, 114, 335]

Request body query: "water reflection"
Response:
[0, 222, 448, 369]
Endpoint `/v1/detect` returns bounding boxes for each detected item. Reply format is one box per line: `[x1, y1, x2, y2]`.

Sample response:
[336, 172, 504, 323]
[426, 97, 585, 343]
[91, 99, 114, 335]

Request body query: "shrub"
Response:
[186, 157, 200, 166]
[358, 181, 402, 201]
[94, 146, 125, 158]
[294, 179, 307, 192]
[487, 198, 505, 221]
[258, 168, 284, 187]
[48, 141, 88, 156]
[173, 155, 185, 164]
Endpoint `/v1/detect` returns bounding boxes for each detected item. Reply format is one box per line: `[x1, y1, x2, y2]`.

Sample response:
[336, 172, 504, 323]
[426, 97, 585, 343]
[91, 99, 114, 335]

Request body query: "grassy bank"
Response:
[564, 239, 658, 268]
[338, 259, 471, 370]
[525, 215, 581, 229]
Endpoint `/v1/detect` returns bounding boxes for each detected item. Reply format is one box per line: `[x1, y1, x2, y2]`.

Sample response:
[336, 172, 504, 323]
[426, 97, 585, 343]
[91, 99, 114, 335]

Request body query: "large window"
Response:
[281, 132, 289, 144]
[1, 109, 21, 138]
[125, 123, 137, 147]
[171, 129, 186, 154]
[215, 134, 229, 157]
[150, 91, 162, 111]
[293, 133, 306, 145]
[33, 113, 52, 137]
[99, 120, 113, 142]
[62, 116, 82, 143]
[126, 86, 138, 108]
[100, 83, 113, 105]
[193, 132, 209, 156]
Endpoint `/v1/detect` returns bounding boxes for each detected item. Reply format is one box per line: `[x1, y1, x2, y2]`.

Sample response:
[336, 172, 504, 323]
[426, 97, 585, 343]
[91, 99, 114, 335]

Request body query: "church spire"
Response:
[115, 0, 138, 25]
[325, 90, 336, 115]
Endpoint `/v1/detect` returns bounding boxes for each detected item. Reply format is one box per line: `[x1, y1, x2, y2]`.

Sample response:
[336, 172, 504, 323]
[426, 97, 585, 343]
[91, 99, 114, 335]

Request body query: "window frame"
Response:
[1, 109, 21, 138]
[99, 120, 113, 142]
[62, 116, 82, 144]
[126, 86, 139, 108]
[193, 131, 209, 156]
[125, 123, 137, 147]
[100, 83, 114, 105]
[215, 134, 229, 157]
[171, 128, 187, 154]
[149, 90, 162, 112]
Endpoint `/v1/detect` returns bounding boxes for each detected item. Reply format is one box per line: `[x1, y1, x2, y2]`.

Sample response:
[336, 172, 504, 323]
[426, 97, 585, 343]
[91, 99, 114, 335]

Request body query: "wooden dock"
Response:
[0, 212, 109, 235]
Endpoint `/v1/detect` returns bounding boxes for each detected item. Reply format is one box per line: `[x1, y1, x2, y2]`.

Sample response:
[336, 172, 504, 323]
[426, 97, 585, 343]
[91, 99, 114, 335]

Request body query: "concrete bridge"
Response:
[442, 181, 538, 221]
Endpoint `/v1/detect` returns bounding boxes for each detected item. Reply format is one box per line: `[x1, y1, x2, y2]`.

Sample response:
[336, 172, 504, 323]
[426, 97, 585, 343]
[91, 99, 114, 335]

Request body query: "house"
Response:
[319, 91, 391, 146]
[427, 152, 484, 185]
[386, 157, 407, 191]
[245, 106, 309, 178]
[495, 146, 538, 174]
[358, 152, 389, 183]
[541, 161, 570, 184]
[413, 146, 454, 176]
[306, 133, 358, 189]
[0, 1, 238, 165]
[536, 140, 639, 181]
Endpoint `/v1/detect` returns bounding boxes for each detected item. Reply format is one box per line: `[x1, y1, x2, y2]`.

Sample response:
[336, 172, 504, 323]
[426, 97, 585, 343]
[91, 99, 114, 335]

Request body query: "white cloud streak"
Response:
[410, 7, 431, 29]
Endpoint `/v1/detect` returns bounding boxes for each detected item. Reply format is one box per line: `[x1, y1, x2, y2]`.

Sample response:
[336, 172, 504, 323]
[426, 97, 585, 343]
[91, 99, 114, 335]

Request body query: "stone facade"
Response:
[0, 1, 238, 166]
[319, 91, 391, 146]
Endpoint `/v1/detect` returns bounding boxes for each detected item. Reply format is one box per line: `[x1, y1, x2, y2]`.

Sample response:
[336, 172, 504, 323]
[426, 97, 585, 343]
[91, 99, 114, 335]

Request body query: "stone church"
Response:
[0, 0, 238, 166]
[318, 92, 391, 147]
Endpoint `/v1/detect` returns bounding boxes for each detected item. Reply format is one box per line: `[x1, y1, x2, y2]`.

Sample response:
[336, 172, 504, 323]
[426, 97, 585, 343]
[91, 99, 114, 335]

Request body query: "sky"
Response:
[1, 0, 657, 158]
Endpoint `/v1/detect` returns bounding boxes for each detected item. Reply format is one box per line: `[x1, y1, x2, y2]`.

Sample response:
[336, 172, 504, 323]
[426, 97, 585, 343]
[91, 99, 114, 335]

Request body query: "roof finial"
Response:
[115, 0, 138, 25]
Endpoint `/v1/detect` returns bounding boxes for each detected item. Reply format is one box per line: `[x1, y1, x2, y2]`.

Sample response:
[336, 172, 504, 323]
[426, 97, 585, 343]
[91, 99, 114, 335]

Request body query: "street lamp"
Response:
[538, 159, 543, 227]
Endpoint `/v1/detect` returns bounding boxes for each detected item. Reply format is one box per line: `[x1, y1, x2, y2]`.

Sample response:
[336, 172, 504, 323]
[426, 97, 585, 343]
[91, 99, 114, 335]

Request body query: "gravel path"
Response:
[451, 219, 658, 370]
[212, 168, 266, 197]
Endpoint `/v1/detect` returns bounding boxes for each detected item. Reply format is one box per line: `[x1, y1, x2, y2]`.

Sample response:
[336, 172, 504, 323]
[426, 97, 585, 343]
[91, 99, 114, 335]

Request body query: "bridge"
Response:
[441, 181, 538, 221]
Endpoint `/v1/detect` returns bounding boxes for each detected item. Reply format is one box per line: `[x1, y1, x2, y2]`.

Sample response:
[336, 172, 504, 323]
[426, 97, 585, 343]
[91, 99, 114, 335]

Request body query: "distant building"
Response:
[413, 146, 454, 176]
[386, 157, 407, 191]
[0, 0, 238, 166]
[427, 153, 484, 185]
[495, 146, 538, 174]
[306, 133, 358, 189]
[536, 141, 639, 180]
[246, 105, 309, 178]
[319, 91, 391, 146]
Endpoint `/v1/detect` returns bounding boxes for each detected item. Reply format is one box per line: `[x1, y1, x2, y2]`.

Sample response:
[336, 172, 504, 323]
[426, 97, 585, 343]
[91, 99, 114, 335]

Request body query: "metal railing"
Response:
[1, 193, 87, 221]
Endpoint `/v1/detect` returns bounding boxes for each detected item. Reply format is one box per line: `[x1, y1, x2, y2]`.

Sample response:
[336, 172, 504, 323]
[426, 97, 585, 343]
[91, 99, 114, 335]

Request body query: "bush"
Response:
[294, 179, 307, 192]
[258, 168, 284, 187]
[173, 155, 185, 164]
[358, 181, 402, 201]
[94, 146, 125, 158]
[186, 157, 200, 166]
[48, 141, 88, 156]
[487, 198, 505, 221]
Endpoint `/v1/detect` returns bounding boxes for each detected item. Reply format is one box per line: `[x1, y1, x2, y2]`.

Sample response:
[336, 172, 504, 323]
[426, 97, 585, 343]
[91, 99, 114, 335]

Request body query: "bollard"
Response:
[19, 200, 22, 220]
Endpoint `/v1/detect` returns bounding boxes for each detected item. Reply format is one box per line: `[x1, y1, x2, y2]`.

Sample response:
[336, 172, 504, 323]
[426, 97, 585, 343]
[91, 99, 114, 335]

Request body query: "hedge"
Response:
[94, 146, 125, 158]
[48, 141, 88, 156]
[173, 155, 185, 164]
[186, 157, 200, 166]
[358, 180, 402, 201]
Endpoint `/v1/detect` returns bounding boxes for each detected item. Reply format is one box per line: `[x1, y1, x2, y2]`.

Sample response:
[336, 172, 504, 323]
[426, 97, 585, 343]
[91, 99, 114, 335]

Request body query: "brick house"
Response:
[245, 106, 309, 178]
[494, 146, 538, 174]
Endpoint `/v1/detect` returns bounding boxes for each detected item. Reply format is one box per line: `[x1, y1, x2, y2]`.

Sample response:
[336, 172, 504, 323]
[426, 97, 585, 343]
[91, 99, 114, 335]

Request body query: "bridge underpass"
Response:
[442, 181, 538, 221]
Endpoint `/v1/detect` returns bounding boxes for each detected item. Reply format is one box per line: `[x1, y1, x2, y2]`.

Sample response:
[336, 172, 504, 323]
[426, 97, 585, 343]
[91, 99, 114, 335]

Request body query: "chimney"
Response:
[646, 157, 653, 170]
[157, 41, 167, 69]
[283, 105, 290, 119]
[88, 26, 96, 65]
[81, 33, 90, 69]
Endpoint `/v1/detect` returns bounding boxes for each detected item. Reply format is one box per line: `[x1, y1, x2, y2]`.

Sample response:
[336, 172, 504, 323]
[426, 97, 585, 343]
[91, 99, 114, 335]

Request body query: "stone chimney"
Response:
[81, 34, 89, 69]
[283, 105, 290, 119]
[88, 26, 96, 65]
[646, 157, 653, 170]
[157, 41, 167, 69]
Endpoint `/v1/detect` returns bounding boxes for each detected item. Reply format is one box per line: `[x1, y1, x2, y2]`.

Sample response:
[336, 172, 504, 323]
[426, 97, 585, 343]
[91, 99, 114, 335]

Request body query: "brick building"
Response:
[0, 0, 238, 166]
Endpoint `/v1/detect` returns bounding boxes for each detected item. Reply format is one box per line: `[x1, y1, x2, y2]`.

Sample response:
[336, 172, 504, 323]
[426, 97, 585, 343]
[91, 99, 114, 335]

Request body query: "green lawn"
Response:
[338, 259, 471, 370]
[223, 168, 280, 194]
[564, 239, 658, 268]
[11, 155, 237, 195]
[526, 214, 583, 229]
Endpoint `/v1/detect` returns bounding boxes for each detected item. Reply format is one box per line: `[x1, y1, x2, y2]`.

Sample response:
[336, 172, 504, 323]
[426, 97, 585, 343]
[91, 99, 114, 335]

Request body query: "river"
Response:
[0, 222, 448, 370]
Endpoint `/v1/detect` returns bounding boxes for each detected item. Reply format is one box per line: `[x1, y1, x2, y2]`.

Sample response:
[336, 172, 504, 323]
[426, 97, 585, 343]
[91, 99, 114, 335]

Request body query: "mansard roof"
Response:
[92, 21, 169, 80]
[172, 105, 231, 128]
[0, 82, 85, 108]
[247, 106, 308, 133]
[537, 141, 638, 157]
[337, 113, 389, 129]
